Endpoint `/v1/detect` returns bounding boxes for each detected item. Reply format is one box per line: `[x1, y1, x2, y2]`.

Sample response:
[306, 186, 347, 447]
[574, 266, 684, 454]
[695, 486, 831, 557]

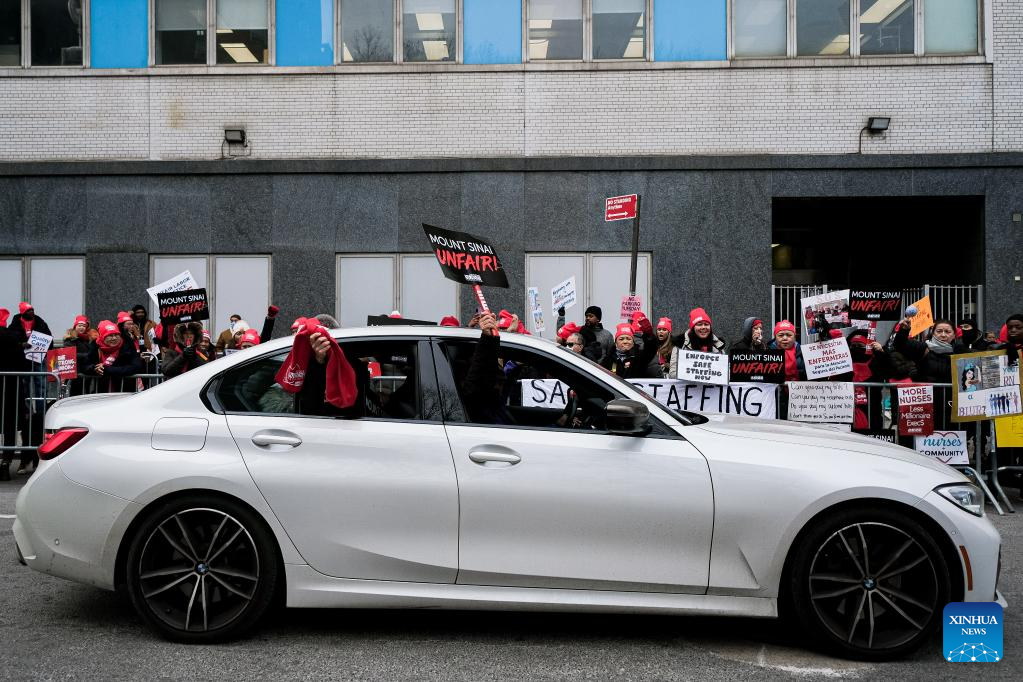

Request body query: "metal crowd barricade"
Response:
[923, 284, 984, 330]
[1, 369, 64, 457]
[770, 284, 827, 345]
[774, 381, 1006, 515]
[74, 373, 165, 396]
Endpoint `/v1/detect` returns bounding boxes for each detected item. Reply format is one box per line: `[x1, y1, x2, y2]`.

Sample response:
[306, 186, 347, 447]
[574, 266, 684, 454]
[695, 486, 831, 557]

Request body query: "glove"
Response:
[636, 315, 653, 336]
[268, 305, 280, 319]
[183, 345, 196, 360]
[557, 307, 566, 317]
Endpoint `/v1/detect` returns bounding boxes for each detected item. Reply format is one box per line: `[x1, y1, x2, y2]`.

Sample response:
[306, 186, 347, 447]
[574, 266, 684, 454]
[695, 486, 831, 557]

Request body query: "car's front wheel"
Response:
[787, 507, 951, 661]
[125, 495, 280, 642]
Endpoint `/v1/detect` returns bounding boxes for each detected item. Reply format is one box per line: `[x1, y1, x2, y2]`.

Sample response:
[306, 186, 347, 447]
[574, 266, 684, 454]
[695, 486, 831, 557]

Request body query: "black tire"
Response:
[125, 495, 280, 643]
[786, 507, 951, 661]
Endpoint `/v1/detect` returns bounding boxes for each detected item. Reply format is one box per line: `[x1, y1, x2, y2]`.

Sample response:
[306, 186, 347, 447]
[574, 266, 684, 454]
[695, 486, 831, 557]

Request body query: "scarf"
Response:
[20, 318, 34, 334]
[276, 322, 358, 409]
[783, 346, 800, 381]
[926, 338, 954, 355]
[98, 343, 121, 366]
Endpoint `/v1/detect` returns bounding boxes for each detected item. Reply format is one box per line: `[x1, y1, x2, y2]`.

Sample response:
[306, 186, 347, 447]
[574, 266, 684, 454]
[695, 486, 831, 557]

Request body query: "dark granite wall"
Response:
[1, 155, 1020, 340]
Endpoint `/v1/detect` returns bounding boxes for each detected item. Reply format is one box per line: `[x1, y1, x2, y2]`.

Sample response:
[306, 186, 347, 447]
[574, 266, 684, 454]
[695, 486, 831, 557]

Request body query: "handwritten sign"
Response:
[908, 295, 934, 337]
[619, 295, 643, 322]
[551, 277, 577, 313]
[677, 350, 729, 385]
[787, 381, 855, 424]
[801, 337, 853, 380]
[914, 431, 969, 465]
[24, 330, 52, 364]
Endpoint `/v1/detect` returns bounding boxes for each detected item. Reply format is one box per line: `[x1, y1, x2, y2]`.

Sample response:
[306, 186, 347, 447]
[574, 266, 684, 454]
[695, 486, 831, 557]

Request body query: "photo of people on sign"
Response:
[423, 224, 509, 288]
[728, 350, 785, 383]
[849, 290, 902, 321]
[157, 288, 210, 324]
[951, 350, 1022, 421]
[801, 289, 851, 337]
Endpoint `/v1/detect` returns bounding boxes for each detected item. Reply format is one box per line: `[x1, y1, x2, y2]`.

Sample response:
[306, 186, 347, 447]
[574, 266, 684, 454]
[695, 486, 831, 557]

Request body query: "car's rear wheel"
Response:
[125, 496, 279, 643]
[787, 508, 951, 661]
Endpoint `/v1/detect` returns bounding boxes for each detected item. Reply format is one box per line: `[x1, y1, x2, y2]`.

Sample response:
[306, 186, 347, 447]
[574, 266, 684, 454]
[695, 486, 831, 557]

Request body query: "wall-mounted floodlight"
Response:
[224, 128, 247, 144]
[859, 116, 891, 153]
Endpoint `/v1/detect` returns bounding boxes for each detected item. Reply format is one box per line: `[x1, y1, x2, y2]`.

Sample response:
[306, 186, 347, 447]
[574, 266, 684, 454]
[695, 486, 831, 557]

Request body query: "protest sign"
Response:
[907, 295, 934, 337]
[366, 315, 436, 326]
[849, 291, 902, 321]
[914, 431, 969, 465]
[950, 350, 1021, 422]
[619, 295, 642, 322]
[800, 289, 851, 336]
[367, 361, 382, 379]
[45, 347, 77, 381]
[157, 288, 209, 324]
[522, 379, 777, 419]
[995, 415, 1023, 448]
[24, 330, 52, 364]
[147, 270, 199, 308]
[864, 430, 898, 444]
[801, 337, 854, 380]
[728, 350, 785, 383]
[677, 350, 729, 385]
[423, 224, 509, 288]
[551, 277, 577, 313]
[897, 384, 934, 436]
[786, 381, 855, 424]
[527, 287, 545, 333]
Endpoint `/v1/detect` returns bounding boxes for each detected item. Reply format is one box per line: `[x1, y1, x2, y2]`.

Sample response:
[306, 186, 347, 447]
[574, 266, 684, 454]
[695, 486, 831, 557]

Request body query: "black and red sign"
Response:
[423, 224, 509, 289]
[850, 291, 902, 321]
[158, 288, 209, 323]
[728, 350, 785, 383]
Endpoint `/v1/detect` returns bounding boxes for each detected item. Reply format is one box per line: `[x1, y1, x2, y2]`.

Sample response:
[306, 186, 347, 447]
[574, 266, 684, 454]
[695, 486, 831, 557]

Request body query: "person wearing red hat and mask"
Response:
[676, 308, 726, 355]
[162, 321, 209, 378]
[1, 308, 25, 480]
[8, 302, 52, 367]
[600, 314, 658, 378]
[84, 320, 144, 393]
[730, 317, 768, 352]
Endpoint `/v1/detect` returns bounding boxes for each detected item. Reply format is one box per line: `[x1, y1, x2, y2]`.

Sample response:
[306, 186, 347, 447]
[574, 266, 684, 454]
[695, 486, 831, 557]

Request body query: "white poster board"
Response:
[24, 330, 53, 364]
[551, 277, 577, 313]
[786, 381, 855, 424]
[677, 350, 729, 385]
[801, 337, 854, 380]
[914, 431, 970, 465]
[147, 270, 199, 307]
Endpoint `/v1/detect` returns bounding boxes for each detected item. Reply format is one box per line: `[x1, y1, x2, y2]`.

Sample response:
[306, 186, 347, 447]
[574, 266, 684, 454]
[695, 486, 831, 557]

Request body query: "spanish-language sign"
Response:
[619, 295, 642, 322]
[551, 276, 577, 312]
[527, 287, 545, 333]
[914, 431, 969, 465]
[728, 350, 785, 383]
[849, 290, 902, 321]
[45, 347, 77, 381]
[24, 330, 52, 363]
[677, 350, 729, 385]
[897, 384, 935, 436]
[147, 270, 199, 308]
[786, 381, 855, 424]
[605, 194, 638, 221]
[157, 288, 209, 323]
[951, 349, 1022, 421]
[423, 224, 509, 288]
[801, 289, 851, 335]
[801, 337, 854, 380]
[522, 378, 777, 419]
[907, 294, 934, 337]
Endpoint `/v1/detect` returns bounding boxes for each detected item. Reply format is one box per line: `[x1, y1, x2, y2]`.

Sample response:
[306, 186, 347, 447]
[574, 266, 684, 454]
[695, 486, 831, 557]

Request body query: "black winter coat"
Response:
[894, 325, 965, 384]
[600, 331, 659, 378]
[7, 314, 52, 370]
[83, 333, 144, 392]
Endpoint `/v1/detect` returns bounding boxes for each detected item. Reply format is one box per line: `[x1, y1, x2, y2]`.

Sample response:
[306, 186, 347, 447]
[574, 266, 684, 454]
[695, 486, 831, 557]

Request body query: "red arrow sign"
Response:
[605, 194, 638, 221]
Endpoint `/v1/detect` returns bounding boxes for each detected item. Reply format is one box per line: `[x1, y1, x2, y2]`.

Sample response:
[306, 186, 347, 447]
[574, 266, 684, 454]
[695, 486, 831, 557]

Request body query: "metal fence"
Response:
[771, 284, 828, 345]
[924, 284, 985, 329]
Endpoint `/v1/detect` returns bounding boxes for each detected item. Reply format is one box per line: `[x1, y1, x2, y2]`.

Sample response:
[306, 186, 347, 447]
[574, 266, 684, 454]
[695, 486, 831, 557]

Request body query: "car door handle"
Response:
[251, 432, 302, 448]
[468, 450, 521, 465]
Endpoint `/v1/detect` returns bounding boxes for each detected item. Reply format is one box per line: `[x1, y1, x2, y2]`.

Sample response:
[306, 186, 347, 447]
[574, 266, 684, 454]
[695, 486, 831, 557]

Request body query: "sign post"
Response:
[605, 194, 641, 296]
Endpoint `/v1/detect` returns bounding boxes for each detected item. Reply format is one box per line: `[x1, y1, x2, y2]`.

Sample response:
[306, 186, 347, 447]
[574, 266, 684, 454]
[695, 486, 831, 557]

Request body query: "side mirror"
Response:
[606, 399, 650, 436]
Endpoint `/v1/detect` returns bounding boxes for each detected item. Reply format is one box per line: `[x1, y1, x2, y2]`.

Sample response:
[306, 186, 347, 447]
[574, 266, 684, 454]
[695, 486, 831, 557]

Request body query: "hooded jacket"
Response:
[729, 317, 768, 352]
[162, 322, 210, 378]
[8, 312, 52, 370]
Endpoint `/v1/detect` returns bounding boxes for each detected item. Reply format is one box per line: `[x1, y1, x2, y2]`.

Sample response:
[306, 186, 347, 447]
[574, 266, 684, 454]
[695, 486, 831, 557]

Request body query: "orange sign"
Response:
[908, 295, 934, 337]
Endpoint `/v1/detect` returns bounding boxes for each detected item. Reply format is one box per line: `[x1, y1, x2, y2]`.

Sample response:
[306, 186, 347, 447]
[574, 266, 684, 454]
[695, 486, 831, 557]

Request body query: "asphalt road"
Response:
[1, 475, 1020, 681]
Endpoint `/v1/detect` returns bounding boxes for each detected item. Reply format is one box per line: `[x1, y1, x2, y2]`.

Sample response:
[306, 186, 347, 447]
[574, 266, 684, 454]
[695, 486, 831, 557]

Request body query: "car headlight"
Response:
[935, 483, 984, 517]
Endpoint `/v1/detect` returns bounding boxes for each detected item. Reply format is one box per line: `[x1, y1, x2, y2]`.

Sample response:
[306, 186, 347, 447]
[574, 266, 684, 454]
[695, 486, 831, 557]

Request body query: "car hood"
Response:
[691, 413, 967, 479]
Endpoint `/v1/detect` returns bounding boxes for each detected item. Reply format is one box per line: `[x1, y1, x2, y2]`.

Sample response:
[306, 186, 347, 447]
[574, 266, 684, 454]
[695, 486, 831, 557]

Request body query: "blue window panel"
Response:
[90, 0, 148, 68]
[277, 0, 334, 66]
[654, 0, 727, 62]
[464, 0, 521, 64]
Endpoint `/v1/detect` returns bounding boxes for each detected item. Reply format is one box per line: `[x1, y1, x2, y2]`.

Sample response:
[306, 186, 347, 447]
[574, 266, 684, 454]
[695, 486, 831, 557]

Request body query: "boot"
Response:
[0, 461, 10, 481]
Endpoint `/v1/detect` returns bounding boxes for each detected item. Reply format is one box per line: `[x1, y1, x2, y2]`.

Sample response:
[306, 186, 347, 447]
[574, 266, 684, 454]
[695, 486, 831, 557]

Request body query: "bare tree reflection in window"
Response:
[350, 25, 391, 62]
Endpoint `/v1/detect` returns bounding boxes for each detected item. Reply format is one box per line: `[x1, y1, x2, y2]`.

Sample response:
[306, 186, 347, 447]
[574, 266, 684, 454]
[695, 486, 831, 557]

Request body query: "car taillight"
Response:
[38, 428, 89, 460]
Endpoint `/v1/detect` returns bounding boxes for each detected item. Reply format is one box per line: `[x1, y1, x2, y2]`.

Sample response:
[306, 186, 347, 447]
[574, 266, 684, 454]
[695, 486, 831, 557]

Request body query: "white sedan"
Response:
[14, 326, 1003, 659]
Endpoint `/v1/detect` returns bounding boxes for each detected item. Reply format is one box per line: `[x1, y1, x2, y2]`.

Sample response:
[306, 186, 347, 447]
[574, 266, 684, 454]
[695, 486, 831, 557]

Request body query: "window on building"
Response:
[30, 0, 84, 66]
[336, 254, 460, 327]
[859, 0, 914, 55]
[0, 0, 20, 66]
[402, 0, 456, 62]
[524, 253, 651, 339]
[0, 259, 24, 315]
[924, 0, 978, 54]
[797, 0, 850, 56]
[592, 0, 645, 60]
[156, 0, 208, 65]
[0, 257, 86, 335]
[340, 0, 394, 62]
[216, 0, 269, 64]
[528, 0, 583, 61]
[151, 255, 271, 338]
[734, 0, 787, 58]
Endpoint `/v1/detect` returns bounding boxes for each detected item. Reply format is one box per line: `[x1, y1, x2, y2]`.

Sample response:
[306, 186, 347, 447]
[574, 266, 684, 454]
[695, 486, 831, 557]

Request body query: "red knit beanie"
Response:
[656, 317, 672, 332]
[689, 308, 711, 329]
[774, 320, 796, 336]
[439, 315, 460, 327]
[615, 323, 634, 339]
[557, 322, 581, 340]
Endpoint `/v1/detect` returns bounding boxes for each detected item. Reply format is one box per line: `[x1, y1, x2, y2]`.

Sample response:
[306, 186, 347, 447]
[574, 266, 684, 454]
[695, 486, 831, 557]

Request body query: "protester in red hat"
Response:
[116, 311, 141, 352]
[0, 308, 9, 329]
[767, 320, 806, 382]
[600, 313, 658, 378]
[84, 319, 144, 392]
[648, 317, 675, 377]
[62, 315, 98, 397]
[0, 311, 24, 480]
[162, 321, 209, 378]
[8, 302, 51, 367]
[238, 328, 261, 349]
[556, 322, 581, 347]
[439, 315, 460, 328]
[198, 329, 214, 359]
[677, 307, 725, 354]
[730, 317, 768, 352]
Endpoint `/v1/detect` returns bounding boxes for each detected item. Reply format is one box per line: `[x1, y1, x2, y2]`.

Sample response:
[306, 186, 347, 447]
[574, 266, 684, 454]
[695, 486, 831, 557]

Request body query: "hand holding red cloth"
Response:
[275, 321, 358, 409]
